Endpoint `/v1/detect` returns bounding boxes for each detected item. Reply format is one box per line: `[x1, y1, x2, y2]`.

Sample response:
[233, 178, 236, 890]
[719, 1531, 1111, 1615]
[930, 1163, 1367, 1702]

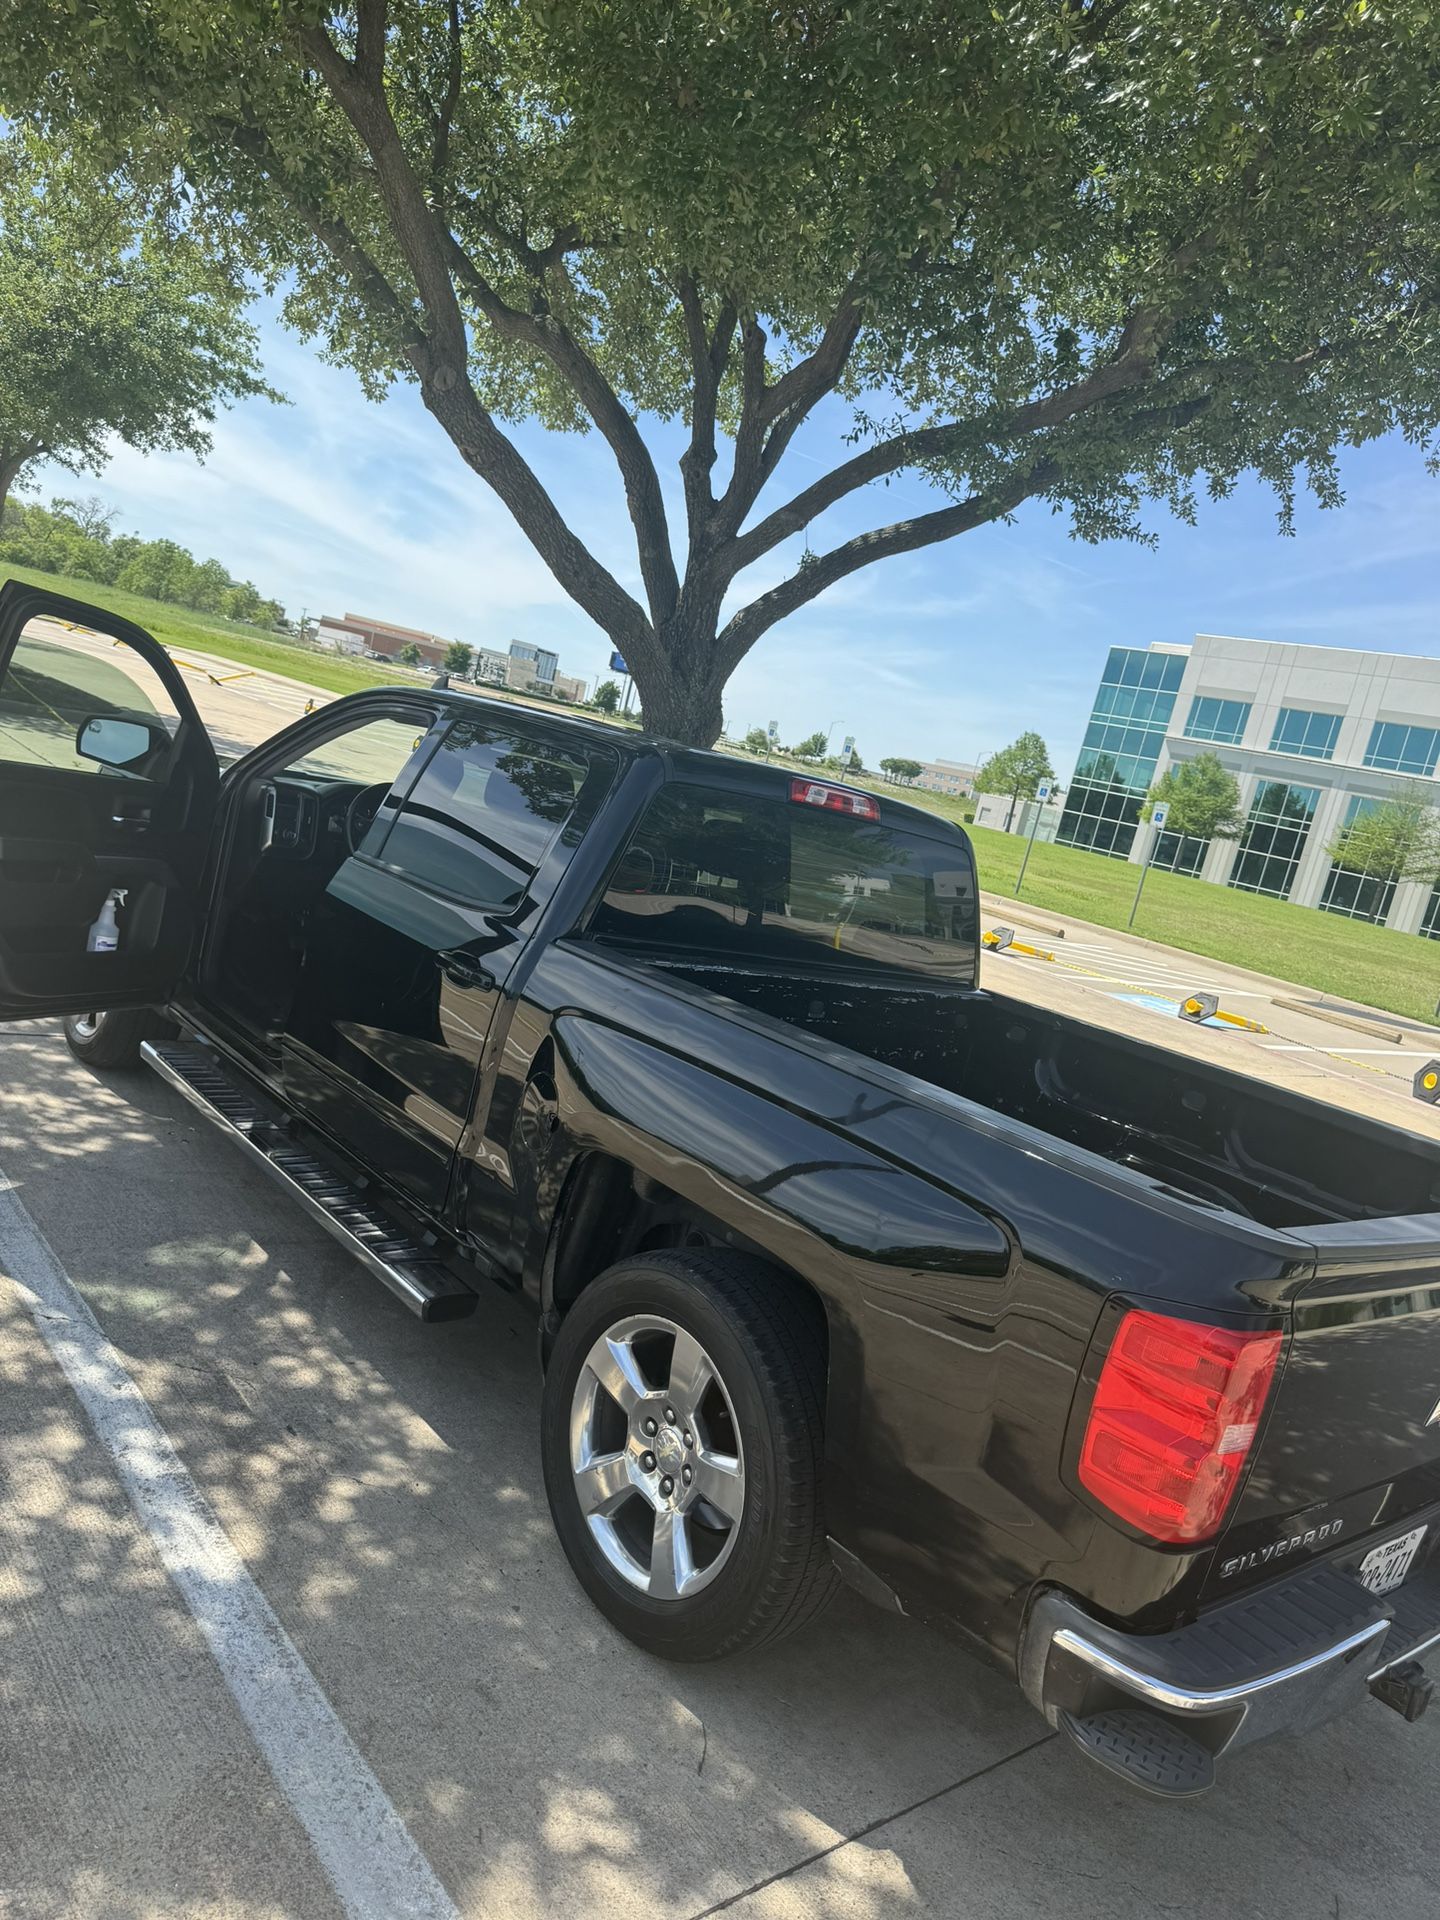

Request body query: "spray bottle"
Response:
[86, 888, 128, 955]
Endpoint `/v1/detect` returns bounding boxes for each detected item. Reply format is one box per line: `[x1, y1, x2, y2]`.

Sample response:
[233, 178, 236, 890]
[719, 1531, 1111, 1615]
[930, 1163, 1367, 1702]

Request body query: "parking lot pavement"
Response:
[2, 1022, 1437, 1920]
[978, 891, 1440, 1140]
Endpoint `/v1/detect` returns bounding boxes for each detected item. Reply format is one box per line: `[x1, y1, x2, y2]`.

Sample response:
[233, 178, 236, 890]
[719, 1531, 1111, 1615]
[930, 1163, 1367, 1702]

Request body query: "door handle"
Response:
[437, 949, 496, 992]
[110, 804, 152, 832]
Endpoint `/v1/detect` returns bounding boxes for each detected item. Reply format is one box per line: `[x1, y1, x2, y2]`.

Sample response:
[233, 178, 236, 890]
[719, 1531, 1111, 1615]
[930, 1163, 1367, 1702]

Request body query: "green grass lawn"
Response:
[0, 562, 405, 697]
[967, 819, 1440, 1024]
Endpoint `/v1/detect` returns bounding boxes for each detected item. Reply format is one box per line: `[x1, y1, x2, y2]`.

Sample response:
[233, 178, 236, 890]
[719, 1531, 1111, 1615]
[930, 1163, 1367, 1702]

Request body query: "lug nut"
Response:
[664, 1406, 676, 1424]
[643, 1417, 658, 1436]
[660, 1476, 674, 1497]
[683, 1430, 693, 1448]
[682, 1465, 692, 1486]
[641, 1451, 657, 1472]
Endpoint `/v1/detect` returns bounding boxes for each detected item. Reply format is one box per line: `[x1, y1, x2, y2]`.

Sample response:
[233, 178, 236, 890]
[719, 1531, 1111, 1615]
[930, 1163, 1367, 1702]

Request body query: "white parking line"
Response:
[0, 1178, 461, 1920]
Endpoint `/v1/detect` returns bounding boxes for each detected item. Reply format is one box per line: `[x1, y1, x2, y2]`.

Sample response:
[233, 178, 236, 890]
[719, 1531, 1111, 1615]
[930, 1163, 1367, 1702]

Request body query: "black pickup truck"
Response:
[3, 579, 1439, 1798]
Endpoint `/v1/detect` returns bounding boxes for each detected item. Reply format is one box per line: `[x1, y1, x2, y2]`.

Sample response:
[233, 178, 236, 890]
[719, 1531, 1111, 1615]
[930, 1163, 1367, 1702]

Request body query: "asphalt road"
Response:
[1, 1021, 1436, 1920]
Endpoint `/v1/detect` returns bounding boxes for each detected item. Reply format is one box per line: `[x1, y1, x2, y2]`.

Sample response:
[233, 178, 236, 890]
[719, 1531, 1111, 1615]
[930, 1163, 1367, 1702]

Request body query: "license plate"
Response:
[1358, 1524, 1427, 1597]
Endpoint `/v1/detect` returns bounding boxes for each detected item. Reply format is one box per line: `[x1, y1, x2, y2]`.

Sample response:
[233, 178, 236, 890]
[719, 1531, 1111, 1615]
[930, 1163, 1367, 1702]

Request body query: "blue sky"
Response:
[34, 300, 1440, 780]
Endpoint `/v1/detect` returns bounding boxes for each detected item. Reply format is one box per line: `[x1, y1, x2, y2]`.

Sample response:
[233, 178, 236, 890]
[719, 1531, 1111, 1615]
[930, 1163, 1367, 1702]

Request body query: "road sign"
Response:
[842, 735, 855, 763]
[768, 720, 779, 741]
[1151, 802, 1169, 830]
[1036, 780, 1051, 802]
[609, 650, 629, 675]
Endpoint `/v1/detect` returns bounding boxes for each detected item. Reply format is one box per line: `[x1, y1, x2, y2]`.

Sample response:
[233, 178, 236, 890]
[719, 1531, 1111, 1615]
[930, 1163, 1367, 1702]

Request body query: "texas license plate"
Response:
[1358, 1524, 1428, 1597]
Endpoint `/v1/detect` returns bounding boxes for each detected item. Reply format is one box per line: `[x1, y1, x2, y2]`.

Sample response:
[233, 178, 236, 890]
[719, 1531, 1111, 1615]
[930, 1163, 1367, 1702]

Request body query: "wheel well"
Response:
[545, 1152, 830, 1359]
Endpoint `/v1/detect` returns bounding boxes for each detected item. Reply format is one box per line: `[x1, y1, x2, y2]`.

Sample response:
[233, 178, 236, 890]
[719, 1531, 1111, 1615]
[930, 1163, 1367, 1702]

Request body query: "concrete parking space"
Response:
[978, 891, 1440, 1140]
[1, 1021, 1436, 1919]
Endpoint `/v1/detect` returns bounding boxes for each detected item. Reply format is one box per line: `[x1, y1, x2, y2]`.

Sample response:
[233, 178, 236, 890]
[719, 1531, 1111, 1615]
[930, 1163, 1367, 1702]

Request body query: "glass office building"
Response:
[1052, 634, 1440, 936]
[1056, 646, 1188, 858]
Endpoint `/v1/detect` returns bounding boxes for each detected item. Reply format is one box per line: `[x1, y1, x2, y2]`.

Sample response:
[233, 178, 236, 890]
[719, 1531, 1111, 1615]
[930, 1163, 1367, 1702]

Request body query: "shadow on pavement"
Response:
[0, 1022, 1435, 1919]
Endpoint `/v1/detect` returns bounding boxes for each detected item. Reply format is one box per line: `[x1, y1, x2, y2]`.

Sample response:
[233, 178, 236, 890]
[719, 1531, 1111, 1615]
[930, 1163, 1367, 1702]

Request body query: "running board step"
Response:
[1058, 1706, 1216, 1799]
[141, 1041, 476, 1322]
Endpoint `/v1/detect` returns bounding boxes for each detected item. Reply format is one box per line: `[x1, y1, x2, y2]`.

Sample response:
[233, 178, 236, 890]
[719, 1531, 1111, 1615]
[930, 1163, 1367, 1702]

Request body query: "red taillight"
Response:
[788, 778, 879, 820]
[1078, 1310, 1282, 1544]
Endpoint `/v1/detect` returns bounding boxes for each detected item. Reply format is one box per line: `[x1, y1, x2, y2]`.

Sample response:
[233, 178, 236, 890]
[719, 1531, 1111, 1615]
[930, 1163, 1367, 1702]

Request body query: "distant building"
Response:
[507, 641, 559, 686]
[973, 790, 1063, 839]
[1056, 635, 1440, 936]
[912, 757, 979, 797]
[319, 618, 588, 701]
[316, 611, 449, 669]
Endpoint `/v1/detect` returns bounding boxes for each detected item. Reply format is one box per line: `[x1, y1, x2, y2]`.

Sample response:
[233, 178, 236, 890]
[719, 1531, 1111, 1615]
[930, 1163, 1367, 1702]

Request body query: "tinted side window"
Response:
[589, 783, 978, 981]
[379, 720, 597, 906]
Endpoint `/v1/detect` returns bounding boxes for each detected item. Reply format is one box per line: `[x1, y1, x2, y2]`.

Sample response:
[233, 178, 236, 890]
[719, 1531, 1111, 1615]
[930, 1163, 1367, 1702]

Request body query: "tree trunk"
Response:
[628, 617, 729, 746]
[0, 450, 29, 525]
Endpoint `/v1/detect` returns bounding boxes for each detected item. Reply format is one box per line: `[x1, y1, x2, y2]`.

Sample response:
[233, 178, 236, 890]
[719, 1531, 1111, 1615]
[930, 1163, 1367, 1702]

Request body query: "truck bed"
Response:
[639, 958, 1440, 1232]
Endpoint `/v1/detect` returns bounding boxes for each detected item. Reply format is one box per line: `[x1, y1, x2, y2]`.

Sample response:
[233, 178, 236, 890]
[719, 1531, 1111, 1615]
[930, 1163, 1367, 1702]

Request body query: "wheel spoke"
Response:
[667, 1328, 713, 1417]
[574, 1449, 634, 1517]
[587, 1334, 648, 1415]
[648, 1508, 695, 1599]
[691, 1452, 744, 1524]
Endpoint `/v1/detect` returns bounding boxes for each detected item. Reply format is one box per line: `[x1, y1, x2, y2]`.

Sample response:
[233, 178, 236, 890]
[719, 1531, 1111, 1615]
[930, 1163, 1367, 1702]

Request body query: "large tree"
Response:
[8, 3, 1440, 743]
[0, 131, 275, 515]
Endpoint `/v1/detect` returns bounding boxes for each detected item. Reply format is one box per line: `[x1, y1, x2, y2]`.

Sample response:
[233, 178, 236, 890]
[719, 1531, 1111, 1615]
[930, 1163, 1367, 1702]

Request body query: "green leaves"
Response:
[976, 732, 1056, 800]
[1327, 787, 1440, 882]
[3, 3, 1439, 741]
[0, 128, 277, 503]
[1143, 753, 1243, 840]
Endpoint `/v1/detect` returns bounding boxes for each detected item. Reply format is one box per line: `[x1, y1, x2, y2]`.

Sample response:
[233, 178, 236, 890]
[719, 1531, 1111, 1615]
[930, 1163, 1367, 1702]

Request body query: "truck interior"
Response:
[199, 709, 434, 1036]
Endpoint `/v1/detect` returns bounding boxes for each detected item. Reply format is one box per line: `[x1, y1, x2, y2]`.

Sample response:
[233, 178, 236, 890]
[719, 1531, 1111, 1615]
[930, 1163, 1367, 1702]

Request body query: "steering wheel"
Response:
[345, 781, 392, 853]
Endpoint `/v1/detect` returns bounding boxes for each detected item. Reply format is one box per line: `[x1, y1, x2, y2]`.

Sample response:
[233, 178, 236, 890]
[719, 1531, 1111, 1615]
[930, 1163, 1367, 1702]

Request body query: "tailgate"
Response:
[1204, 1216, 1440, 1604]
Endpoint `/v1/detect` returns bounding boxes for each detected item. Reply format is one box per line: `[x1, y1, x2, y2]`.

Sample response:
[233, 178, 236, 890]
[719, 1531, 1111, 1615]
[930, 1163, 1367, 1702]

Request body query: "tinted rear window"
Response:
[589, 783, 977, 980]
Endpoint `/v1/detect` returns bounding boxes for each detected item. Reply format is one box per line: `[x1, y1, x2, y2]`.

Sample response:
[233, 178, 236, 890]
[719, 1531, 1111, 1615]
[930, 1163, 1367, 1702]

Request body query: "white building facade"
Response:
[1056, 634, 1440, 937]
[913, 757, 979, 796]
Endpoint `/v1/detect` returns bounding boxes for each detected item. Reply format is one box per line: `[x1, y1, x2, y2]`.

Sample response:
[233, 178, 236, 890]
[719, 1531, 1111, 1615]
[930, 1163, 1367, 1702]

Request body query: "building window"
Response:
[1319, 796, 1400, 926]
[1152, 829, 1208, 876]
[1057, 648, 1186, 859]
[1269, 708, 1342, 760]
[1183, 697, 1251, 746]
[1422, 886, 1440, 941]
[1320, 866, 1397, 924]
[1228, 782, 1321, 899]
[1362, 721, 1440, 777]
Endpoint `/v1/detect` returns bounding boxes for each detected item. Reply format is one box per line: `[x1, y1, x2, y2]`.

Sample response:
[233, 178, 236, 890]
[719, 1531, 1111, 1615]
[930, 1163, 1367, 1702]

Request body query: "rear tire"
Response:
[61, 1007, 169, 1070]
[541, 1249, 838, 1661]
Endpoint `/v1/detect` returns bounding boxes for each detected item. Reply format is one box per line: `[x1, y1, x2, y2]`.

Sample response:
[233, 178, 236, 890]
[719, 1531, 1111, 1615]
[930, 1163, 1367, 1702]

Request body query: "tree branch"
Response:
[430, 0, 463, 196]
[714, 464, 1059, 676]
[441, 236, 681, 623]
[299, 15, 680, 633]
[353, 0, 389, 84]
[676, 274, 735, 544]
[221, 119, 427, 353]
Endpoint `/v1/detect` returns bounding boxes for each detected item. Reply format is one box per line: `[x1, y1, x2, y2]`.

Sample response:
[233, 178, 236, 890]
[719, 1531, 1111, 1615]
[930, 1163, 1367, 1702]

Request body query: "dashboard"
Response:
[259, 776, 391, 861]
